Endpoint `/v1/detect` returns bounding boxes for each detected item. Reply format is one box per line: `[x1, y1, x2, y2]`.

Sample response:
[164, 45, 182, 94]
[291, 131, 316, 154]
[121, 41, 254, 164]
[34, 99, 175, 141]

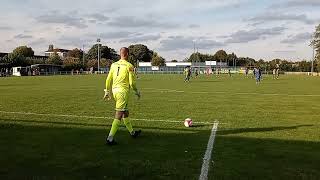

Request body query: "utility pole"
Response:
[97, 38, 101, 72]
[233, 58, 235, 70]
[197, 47, 199, 63]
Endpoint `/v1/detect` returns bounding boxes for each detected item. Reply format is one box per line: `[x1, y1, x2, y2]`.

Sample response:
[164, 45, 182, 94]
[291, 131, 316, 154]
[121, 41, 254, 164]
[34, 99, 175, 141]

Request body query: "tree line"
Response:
[1, 24, 319, 72]
[185, 50, 318, 72]
[0, 44, 165, 70]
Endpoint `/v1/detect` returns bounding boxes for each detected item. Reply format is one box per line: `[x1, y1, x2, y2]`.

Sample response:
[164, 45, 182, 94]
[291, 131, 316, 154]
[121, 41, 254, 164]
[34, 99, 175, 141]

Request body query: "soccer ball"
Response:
[184, 118, 193, 127]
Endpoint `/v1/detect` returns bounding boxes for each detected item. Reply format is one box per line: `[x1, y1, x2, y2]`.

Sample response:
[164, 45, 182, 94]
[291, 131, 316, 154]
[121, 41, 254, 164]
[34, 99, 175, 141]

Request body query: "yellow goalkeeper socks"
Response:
[108, 119, 121, 140]
[123, 118, 134, 134]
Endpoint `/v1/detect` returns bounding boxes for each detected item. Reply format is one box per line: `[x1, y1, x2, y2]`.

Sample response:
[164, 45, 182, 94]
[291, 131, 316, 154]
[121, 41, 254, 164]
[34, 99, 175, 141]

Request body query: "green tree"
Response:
[4, 46, 35, 67]
[63, 57, 83, 70]
[128, 44, 152, 66]
[26, 57, 46, 65]
[151, 52, 165, 67]
[7, 53, 27, 67]
[280, 60, 294, 72]
[269, 59, 281, 69]
[213, 50, 228, 62]
[47, 53, 62, 65]
[12, 46, 34, 57]
[188, 52, 201, 62]
[227, 53, 238, 66]
[297, 61, 311, 72]
[67, 48, 83, 59]
[85, 44, 119, 62]
[312, 24, 320, 72]
[256, 59, 265, 67]
[86, 58, 112, 70]
[186, 53, 215, 62]
[237, 57, 256, 67]
[86, 59, 97, 69]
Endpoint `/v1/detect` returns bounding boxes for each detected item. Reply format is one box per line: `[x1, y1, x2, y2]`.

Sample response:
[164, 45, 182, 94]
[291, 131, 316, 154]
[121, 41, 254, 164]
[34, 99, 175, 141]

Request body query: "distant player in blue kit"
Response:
[254, 67, 261, 84]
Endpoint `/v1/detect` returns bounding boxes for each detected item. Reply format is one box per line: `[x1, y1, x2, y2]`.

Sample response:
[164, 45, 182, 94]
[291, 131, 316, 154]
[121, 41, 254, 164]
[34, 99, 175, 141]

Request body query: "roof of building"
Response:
[33, 55, 48, 58]
[45, 49, 70, 53]
[0, 52, 9, 57]
[31, 64, 63, 68]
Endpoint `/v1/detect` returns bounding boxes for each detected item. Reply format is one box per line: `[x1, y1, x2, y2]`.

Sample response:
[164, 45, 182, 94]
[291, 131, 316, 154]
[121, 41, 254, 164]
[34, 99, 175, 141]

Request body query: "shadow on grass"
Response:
[0, 121, 208, 180]
[0, 120, 319, 180]
[0, 118, 112, 128]
[219, 125, 313, 135]
[191, 124, 207, 128]
[190, 80, 222, 83]
[212, 135, 320, 180]
[0, 118, 210, 132]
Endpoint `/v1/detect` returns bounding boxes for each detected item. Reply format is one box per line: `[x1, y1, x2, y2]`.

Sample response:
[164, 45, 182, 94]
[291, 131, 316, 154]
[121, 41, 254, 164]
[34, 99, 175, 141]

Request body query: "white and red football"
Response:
[184, 118, 193, 127]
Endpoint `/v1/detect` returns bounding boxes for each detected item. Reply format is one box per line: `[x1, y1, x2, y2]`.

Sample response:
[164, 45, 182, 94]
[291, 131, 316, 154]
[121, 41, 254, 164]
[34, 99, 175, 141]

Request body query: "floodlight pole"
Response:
[97, 38, 101, 73]
[197, 47, 199, 63]
[233, 58, 235, 70]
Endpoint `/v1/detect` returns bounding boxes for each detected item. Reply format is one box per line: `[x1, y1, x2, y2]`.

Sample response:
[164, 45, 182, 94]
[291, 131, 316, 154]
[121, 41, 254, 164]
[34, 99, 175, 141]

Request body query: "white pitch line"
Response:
[0, 111, 214, 125]
[143, 88, 320, 97]
[199, 121, 219, 180]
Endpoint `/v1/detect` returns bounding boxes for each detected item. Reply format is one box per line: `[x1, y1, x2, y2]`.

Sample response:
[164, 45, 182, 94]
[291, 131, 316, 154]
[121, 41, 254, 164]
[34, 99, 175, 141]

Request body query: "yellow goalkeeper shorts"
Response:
[112, 89, 129, 111]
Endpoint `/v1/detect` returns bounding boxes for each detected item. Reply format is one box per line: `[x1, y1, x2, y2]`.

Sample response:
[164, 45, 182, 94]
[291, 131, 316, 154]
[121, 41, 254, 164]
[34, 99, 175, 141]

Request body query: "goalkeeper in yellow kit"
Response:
[103, 47, 141, 145]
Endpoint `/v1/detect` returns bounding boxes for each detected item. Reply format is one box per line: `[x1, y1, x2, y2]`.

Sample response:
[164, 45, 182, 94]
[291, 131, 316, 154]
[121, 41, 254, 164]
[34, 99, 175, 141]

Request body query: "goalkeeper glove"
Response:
[103, 89, 111, 101]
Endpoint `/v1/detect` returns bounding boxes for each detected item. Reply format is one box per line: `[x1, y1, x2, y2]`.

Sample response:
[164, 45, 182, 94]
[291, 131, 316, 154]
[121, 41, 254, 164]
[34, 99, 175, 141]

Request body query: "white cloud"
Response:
[160, 36, 224, 51]
[281, 32, 313, 44]
[107, 16, 178, 29]
[224, 27, 287, 44]
[35, 11, 88, 28]
[249, 13, 316, 25]
[271, 0, 320, 8]
[14, 34, 33, 39]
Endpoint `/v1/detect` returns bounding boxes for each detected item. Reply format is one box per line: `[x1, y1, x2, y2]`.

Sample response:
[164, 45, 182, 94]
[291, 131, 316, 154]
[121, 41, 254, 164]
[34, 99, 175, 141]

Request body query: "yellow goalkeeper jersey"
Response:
[105, 59, 138, 93]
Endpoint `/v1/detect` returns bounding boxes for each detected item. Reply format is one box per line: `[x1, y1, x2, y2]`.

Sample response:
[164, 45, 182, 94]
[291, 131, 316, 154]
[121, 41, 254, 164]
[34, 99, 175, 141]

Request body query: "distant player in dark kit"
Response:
[189, 67, 192, 78]
[245, 68, 249, 77]
[254, 67, 261, 84]
[228, 69, 232, 77]
[195, 69, 199, 77]
[258, 68, 262, 80]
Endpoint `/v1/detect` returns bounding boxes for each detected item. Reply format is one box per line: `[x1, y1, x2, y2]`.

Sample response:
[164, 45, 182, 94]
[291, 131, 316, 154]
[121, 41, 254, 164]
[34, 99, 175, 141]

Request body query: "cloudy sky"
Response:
[0, 0, 319, 61]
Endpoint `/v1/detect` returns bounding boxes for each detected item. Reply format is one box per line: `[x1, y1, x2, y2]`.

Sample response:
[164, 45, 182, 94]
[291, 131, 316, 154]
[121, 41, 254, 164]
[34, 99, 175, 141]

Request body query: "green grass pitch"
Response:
[0, 74, 320, 180]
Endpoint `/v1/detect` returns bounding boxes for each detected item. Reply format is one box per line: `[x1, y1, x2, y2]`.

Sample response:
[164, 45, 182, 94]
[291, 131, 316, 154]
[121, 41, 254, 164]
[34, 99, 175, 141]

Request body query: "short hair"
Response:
[120, 47, 129, 54]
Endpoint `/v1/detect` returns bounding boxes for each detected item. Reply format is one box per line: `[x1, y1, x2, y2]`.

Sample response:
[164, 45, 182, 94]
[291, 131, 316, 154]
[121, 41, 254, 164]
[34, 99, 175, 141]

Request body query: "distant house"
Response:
[0, 52, 8, 58]
[44, 45, 70, 58]
[33, 55, 48, 59]
[137, 61, 223, 72]
[31, 64, 62, 73]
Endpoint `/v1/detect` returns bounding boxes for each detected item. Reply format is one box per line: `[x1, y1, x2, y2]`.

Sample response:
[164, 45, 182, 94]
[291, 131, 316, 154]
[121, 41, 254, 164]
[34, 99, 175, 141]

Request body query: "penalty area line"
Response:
[142, 88, 320, 97]
[0, 110, 215, 125]
[199, 120, 219, 180]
